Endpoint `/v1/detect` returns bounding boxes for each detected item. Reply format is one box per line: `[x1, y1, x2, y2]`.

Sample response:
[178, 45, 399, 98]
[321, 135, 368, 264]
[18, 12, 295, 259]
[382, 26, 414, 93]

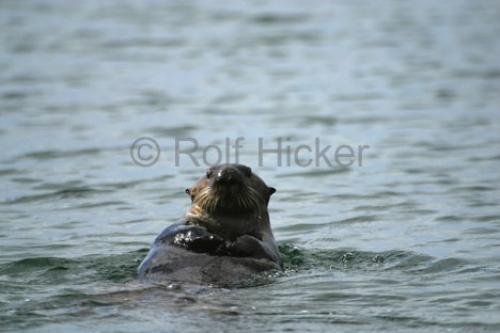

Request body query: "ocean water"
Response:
[1, 0, 500, 332]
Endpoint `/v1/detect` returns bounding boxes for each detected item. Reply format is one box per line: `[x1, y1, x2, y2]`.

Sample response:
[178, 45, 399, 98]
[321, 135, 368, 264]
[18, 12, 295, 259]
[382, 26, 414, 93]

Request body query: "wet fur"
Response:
[138, 164, 282, 286]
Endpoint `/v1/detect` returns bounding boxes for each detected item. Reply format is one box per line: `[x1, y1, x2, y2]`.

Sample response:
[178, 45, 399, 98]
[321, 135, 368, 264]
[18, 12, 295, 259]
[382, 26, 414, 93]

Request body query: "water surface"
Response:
[1, 1, 500, 332]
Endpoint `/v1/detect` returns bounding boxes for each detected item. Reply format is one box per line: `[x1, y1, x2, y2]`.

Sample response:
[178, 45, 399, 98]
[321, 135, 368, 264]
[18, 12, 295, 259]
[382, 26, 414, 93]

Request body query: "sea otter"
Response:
[138, 164, 282, 286]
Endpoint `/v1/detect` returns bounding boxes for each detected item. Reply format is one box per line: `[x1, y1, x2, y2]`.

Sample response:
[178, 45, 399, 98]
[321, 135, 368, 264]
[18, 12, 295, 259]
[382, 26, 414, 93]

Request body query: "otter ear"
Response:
[268, 187, 276, 196]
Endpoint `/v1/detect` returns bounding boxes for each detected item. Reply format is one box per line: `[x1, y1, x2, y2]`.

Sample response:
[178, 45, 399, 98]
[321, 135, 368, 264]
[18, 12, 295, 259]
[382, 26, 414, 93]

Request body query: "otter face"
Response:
[185, 164, 276, 216]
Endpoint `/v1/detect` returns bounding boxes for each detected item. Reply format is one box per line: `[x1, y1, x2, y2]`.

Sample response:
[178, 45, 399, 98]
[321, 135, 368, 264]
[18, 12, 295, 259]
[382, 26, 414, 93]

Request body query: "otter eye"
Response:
[185, 188, 191, 195]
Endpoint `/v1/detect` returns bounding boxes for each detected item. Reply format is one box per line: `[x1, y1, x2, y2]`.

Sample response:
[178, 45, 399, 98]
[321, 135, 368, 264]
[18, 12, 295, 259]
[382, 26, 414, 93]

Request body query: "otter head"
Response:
[184, 164, 276, 238]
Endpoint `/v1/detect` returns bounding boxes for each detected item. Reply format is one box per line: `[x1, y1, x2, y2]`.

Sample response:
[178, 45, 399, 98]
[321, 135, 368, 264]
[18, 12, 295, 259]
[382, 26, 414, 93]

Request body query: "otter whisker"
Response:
[192, 173, 267, 217]
[194, 186, 217, 214]
[248, 187, 265, 212]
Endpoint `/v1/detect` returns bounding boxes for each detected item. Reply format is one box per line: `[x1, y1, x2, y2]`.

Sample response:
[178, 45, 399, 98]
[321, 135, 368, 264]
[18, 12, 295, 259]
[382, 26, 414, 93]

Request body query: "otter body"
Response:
[138, 164, 282, 286]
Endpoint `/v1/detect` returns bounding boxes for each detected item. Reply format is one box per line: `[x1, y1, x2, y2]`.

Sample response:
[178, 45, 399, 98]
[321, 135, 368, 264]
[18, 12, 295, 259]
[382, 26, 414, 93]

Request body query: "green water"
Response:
[1, 0, 500, 332]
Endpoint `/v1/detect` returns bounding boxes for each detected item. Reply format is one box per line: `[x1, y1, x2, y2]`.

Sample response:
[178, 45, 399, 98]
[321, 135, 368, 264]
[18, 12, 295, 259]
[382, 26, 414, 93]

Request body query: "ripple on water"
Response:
[275, 168, 350, 179]
[0, 251, 146, 284]
[2, 187, 111, 205]
[17, 148, 102, 161]
[0, 245, 496, 331]
[0, 168, 22, 177]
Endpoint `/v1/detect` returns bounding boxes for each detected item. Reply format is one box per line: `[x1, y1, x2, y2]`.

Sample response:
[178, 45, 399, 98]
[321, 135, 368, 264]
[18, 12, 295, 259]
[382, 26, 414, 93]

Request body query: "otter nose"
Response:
[215, 168, 243, 184]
